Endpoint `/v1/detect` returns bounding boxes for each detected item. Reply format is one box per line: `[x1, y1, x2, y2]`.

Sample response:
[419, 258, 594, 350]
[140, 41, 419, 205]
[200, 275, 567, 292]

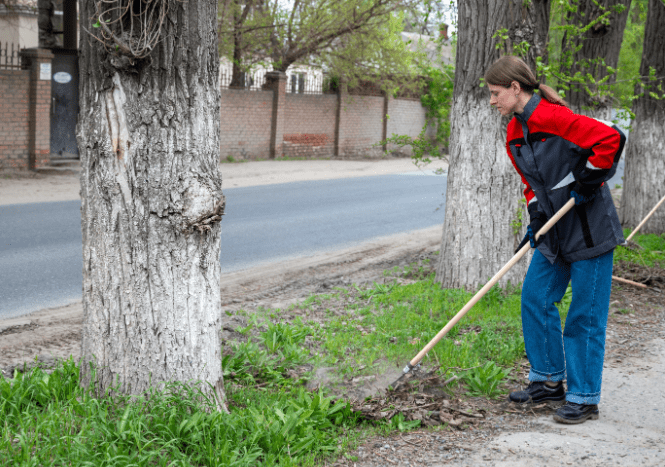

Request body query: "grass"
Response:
[614, 230, 665, 269]
[0, 360, 362, 466]
[20, 241, 665, 465]
[309, 276, 527, 383]
[5, 235, 661, 465]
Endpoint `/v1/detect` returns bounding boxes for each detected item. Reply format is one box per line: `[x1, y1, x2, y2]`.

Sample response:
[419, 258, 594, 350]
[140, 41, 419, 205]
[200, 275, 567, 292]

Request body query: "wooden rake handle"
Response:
[407, 198, 576, 369]
[610, 191, 665, 288]
[625, 192, 665, 243]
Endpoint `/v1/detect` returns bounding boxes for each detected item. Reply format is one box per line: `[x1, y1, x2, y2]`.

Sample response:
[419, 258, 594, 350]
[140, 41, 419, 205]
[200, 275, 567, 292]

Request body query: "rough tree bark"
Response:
[561, 0, 632, 119]
[77, 0, 227, 408]
[508, 0, 550, 79]
[620, 0, 665, 234]
[435, 0, 550, 289]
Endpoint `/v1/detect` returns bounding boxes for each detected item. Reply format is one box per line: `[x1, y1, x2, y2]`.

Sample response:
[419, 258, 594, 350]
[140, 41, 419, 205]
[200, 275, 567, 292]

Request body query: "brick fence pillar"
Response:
[21, 48, 53, 170]
[382, 91, 392, 153]
[334, 81, 348, 157]
[266, 71, 287, 159]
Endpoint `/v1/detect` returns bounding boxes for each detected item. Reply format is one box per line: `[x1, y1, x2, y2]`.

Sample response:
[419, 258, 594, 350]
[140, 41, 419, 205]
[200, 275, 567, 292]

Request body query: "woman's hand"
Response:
[570, 181, 601, 205]
[515, 209, 548, 253]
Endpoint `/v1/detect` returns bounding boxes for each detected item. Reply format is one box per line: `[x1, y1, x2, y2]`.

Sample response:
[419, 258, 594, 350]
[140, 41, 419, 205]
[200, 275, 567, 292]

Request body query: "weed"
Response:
[383, 412, 421, 432]
[510, 198, 527, 235]
[259, 321, 309, 354]
[316, 276, 525, 387]
[353, 281, 398, 302]
[0, 358, 361, 466]
[461, 361, 511, 399]
[556, 283, 573, 314]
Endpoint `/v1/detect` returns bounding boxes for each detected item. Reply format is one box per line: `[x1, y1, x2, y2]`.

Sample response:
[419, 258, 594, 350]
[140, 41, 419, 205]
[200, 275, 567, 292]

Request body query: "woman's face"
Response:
[488, 82, 520, 116]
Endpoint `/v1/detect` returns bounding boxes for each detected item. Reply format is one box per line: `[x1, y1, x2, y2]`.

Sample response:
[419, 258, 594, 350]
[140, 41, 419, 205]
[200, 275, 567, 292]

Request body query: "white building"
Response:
[0, 0, 39, 49]
[219, 57, 325, 94]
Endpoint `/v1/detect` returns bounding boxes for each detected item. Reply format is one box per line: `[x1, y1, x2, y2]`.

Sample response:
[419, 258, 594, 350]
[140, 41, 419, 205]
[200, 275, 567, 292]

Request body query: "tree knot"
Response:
[183, 196, 226, 234]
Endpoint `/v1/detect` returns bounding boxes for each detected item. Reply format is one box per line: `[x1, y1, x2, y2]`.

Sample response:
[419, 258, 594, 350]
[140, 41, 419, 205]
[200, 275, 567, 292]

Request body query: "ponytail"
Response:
[485, 56, 568, 108]
[536, 83, 568, 107]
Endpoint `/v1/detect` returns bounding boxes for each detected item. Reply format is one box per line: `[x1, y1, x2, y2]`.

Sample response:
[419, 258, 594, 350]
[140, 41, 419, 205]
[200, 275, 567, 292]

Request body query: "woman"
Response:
[485, 56, 625, 424]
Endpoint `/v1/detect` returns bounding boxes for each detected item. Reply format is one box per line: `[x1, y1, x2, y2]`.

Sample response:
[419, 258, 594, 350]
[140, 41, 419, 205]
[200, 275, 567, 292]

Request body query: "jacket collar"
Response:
[514, 93, 541, 123]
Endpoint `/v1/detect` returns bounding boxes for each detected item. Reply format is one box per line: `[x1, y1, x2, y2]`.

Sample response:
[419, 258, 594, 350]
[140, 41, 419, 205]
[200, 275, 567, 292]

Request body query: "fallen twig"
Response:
[443, 375, 459, 386]
[612, 276, 648, 288]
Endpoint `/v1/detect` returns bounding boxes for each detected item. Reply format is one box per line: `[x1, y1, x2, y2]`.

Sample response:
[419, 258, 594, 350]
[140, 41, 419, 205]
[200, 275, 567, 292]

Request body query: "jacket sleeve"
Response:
[553, 107, 624, 186]
[506, 141, 538, 209]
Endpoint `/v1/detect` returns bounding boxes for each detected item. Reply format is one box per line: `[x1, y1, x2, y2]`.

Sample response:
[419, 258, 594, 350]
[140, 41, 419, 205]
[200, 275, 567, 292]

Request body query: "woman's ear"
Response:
[511, 80, 521, 95]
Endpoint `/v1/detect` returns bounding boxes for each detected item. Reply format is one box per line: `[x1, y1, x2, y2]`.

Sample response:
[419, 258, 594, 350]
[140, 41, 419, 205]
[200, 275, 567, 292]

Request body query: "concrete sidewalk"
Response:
[0, 158, 448, 206]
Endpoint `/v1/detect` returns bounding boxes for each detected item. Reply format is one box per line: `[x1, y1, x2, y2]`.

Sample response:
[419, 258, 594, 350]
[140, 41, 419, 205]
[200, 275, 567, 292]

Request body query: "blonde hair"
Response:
[485, 56, 568, 107]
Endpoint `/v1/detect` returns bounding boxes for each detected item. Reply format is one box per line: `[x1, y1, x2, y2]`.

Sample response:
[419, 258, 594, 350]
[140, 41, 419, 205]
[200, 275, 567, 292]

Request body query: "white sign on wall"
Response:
[39, 63, 52, 81]
[53, 72, 72, 84]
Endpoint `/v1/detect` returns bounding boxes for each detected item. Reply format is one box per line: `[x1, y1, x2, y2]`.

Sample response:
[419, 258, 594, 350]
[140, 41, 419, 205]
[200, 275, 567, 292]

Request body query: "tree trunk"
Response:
[561, 0, 632, 119]
[229, 0, 250, 88]
[38, 0, 58, 48]
[230, 33, 245, 87]
[620, 0, 665, 234]
[435, 0, 550, 289]
[508, 0, 551, 74]
[77, 0, 227, 408]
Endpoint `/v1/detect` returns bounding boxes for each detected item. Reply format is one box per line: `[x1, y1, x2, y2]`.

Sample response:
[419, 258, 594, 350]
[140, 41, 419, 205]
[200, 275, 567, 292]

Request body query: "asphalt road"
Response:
[0, 157, 626, 320]
[0, 172, 447, 319]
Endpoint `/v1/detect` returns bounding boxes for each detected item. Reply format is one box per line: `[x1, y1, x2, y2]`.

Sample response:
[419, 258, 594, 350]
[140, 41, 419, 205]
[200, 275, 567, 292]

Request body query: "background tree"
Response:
[613, 0, 649, 109]
[556, 0, 631, 119]
[620, 0, 665, 233]
[37, 0, 59, 48]
[401, 0, 454, 35]
[218, 0, 425, 92]
[78, 0, 227, 408]
[218, 0, 275, 87]
[434, 0, 551, 289]
[267, 0, 405, 73]
[321, 10, 428, 92]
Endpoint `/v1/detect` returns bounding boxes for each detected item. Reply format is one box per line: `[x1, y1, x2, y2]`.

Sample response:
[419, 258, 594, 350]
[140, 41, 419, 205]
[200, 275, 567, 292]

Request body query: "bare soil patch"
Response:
[613, 262, 665, 289]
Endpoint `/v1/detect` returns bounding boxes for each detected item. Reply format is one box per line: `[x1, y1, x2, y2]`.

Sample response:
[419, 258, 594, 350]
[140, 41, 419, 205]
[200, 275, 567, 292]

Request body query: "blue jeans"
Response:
[521, 248, 614, 405]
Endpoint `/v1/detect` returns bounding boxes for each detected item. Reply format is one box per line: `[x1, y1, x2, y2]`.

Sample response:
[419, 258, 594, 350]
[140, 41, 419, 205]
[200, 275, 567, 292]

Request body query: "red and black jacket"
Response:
[506, 94, 626, 263]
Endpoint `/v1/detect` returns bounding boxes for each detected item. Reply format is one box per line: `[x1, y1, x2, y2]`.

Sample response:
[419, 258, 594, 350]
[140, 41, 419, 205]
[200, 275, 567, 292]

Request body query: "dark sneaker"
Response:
[553, 402, 599, 424]
[509, 381, 565, 404]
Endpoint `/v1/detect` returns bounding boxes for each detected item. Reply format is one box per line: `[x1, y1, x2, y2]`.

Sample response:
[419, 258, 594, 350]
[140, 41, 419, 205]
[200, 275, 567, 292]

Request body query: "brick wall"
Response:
[0, 70, 31, 169]
[219, 79, 434, 162]
[337, 94, 386, 158]
[283, 93, 337, 158]
[0, 48, 52, 171]
[29, 62, 52, 169]
[386, 98, 436, 156]
[219, 88, 273, 160]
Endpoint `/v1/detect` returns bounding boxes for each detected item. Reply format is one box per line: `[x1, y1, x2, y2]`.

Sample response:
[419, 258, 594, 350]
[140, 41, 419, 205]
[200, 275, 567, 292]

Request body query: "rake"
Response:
[390, 198, 576, 388]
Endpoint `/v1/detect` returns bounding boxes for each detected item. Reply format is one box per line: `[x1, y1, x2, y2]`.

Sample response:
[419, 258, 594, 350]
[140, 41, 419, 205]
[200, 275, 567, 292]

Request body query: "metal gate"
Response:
[50, 49, 79, 159]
